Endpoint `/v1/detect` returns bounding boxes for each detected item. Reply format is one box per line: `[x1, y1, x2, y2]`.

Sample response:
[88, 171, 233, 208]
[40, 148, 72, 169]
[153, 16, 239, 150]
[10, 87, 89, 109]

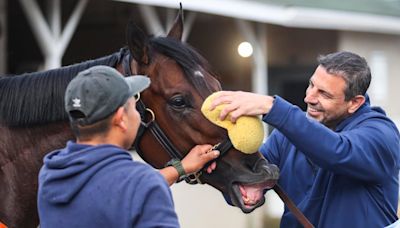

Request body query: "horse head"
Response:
[125, 8, 279, 213]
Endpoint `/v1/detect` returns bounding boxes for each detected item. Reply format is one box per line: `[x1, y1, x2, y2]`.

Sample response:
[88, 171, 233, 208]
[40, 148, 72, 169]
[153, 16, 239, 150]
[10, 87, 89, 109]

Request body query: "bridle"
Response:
[121, 54, 232, 184]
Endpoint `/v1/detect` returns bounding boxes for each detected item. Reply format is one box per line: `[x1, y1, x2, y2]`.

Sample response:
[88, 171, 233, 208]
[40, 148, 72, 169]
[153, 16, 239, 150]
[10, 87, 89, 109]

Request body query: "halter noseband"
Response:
[122, 54, 232, 184]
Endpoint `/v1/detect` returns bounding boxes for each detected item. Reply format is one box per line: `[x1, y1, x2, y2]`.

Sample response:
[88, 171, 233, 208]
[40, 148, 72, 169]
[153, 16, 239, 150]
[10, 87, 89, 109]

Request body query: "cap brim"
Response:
[125, 75, 151, 96]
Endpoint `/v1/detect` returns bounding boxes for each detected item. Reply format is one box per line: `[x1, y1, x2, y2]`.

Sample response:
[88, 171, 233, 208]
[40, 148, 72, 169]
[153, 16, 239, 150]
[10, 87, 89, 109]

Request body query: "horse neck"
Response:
[0, 123, 73, 167]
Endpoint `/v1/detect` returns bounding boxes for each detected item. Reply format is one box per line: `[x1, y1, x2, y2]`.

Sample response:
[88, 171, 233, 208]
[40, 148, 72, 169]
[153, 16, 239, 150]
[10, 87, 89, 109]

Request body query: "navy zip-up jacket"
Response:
[38, 141, 179, 228]
[262, 95, 400, 227]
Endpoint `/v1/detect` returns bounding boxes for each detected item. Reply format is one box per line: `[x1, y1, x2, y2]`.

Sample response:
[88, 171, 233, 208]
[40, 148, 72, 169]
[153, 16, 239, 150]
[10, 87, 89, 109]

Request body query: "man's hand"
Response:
[209, 91, 274, 123]
[182, 144, 220, 174]
[160, 144, 219, 186]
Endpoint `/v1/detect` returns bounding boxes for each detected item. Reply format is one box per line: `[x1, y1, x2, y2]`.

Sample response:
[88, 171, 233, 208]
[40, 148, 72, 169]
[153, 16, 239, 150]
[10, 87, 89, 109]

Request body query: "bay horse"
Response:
[0, 9, 279, 228]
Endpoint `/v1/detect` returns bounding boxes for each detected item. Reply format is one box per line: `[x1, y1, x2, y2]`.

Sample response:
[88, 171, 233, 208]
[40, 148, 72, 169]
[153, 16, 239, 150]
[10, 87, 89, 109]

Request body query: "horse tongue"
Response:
[239, 183, 265, 205]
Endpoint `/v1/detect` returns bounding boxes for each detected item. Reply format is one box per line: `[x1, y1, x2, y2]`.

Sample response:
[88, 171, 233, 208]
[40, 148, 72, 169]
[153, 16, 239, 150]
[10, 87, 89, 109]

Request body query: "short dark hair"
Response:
[317, 51, 371, 101]
[70, 101, 132, 141]
[70, 114, 113, 141]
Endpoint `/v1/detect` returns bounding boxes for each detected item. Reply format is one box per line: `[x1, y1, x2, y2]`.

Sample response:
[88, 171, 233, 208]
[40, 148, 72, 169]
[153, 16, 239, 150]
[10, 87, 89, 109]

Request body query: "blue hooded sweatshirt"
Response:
[38, 141, 179, 228]
[262, 96, 400, 228]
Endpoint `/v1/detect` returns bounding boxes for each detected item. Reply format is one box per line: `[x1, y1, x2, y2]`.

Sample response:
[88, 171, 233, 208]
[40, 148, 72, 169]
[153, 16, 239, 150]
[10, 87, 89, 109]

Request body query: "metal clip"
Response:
[185, 171, 203, 185]
[210, 143, 221, 151]
[140, 108, 155, 127]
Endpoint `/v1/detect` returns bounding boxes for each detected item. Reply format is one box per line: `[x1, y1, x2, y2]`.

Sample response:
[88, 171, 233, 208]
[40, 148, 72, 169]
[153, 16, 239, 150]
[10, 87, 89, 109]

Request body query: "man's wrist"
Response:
[165, 159, 187, 182]
[263, 95, 275, 114]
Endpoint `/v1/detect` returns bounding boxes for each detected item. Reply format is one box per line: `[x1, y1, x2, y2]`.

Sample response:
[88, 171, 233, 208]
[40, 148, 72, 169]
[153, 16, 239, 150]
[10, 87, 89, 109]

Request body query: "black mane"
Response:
[150, 37, 218, 97]
[0, 48, 129, 127]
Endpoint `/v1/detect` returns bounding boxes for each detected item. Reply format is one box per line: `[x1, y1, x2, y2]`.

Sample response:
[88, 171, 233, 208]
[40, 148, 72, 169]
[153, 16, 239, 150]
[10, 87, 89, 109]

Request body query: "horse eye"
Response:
[169, 95, 187, 109]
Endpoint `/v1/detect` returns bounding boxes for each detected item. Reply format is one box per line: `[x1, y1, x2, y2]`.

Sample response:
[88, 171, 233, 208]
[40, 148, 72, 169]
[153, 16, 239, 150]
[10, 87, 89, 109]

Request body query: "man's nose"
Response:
[304, 88, 317, 104]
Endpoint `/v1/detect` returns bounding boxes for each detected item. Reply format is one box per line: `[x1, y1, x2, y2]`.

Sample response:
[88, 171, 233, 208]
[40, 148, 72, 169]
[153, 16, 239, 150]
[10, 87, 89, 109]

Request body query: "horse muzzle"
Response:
[228, 158, 280, 213]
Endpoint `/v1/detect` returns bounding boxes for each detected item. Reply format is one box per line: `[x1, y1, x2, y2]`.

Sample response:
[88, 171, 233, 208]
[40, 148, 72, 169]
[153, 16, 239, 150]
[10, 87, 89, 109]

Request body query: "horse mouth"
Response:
[227, 159, 279, 213]
[231, 180, 277, 213]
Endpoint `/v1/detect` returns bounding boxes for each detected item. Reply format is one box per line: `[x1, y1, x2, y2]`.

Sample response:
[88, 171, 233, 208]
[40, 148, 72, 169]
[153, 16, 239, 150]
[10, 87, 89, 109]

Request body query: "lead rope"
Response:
[273, 184, 315, 228]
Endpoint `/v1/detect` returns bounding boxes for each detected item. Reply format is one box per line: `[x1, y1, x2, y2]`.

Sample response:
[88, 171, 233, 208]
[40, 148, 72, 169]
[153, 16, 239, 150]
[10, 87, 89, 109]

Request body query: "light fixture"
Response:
[237, 41, 253, 58]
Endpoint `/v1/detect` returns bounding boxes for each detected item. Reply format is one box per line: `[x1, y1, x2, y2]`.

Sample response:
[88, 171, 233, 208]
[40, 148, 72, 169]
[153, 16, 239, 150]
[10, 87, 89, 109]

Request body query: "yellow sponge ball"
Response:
[201, 92, 264, 154]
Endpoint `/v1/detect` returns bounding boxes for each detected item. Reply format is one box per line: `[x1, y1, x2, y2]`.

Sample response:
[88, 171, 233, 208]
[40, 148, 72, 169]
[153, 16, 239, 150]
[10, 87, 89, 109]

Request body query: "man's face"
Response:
[123, 96, 141, 148]
[304, 65, 352, 129]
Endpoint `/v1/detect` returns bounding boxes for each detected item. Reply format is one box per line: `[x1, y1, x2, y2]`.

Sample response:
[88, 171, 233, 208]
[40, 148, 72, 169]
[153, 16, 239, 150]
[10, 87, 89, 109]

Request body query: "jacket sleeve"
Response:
[262, 96, 400, 183]
[260, 129, 283, 166]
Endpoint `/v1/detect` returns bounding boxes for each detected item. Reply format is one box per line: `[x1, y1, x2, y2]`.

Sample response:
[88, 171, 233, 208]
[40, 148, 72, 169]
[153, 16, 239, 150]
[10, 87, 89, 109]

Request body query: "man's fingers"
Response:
[206, 161, 217, 174]
[201, 144, 213, 152]
[229, 109, 244, 123]
[219, 104, 238, 121]
[210, 161, 217, 170]
[209, 92, 235, 110]
[208, 150, 220, 158]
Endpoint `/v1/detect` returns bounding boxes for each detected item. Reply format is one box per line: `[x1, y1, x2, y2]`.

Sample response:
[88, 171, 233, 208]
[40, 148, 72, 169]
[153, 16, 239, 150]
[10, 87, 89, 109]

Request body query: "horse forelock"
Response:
[0, 49, 129, 127]
[149, 37, 219, 98]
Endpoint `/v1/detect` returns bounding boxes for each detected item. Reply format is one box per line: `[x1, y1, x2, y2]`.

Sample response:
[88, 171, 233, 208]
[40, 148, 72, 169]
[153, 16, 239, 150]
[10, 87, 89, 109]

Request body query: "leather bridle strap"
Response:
[215, 139, 233, 156]
[134, 99, 183, 160]
[120, 52, 182, 160]
[273, 184, 315, 228]
[203, 139, 232, 168]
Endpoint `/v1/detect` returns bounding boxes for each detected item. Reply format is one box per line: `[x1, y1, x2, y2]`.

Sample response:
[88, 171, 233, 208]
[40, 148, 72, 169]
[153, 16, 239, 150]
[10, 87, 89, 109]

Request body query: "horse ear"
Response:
[126, 21, 150, 65]
[167, 3, 184, 40]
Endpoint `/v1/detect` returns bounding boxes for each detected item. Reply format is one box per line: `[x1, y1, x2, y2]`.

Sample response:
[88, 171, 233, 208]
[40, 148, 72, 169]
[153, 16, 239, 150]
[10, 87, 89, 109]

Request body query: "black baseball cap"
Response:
[65, 65, 150, 126]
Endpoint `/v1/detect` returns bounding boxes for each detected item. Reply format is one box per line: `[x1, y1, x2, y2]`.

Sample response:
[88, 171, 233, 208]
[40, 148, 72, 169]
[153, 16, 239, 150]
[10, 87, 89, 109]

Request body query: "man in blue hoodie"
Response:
[37, 65, 220, 228]
[210, 51, 400, 227]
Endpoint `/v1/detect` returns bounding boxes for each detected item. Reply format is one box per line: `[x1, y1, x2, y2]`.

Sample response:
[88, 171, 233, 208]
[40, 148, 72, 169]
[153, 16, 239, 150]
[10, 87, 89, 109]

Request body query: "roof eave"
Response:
[114, 0, 400, 35]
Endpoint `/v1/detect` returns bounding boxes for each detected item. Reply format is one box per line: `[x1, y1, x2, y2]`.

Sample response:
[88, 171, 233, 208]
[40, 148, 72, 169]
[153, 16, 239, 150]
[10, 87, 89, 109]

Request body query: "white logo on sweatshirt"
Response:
[72, 98, 81, 108]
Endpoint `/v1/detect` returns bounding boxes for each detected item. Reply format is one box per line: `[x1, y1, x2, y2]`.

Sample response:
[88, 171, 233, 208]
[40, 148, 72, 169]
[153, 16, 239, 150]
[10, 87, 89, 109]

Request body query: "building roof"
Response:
[254, 0, 400, 18]
[114, 0, 400, 34]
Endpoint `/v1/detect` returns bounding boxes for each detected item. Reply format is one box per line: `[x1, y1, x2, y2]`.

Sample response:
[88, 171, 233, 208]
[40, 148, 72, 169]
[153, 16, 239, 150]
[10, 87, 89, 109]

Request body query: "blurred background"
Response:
[2, 0, 400, 227]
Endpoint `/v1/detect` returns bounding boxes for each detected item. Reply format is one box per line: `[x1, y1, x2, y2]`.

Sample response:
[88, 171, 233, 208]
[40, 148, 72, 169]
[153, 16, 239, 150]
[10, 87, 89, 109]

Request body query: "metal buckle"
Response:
[211, 143, 221, 151]
[141, 108, 155, 127]
[184, 171, 203, 185]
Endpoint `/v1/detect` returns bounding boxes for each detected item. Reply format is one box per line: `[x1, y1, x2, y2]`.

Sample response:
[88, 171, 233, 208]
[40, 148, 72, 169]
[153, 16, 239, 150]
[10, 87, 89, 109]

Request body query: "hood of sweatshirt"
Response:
[39, 141, 133, 204]
[335, 94, 397, 132]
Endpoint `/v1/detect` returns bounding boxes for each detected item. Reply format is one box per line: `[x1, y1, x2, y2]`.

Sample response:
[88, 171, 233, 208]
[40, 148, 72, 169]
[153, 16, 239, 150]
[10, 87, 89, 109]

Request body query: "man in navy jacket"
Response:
[38, 66, 219, 228]
[210, 51, 400, 227]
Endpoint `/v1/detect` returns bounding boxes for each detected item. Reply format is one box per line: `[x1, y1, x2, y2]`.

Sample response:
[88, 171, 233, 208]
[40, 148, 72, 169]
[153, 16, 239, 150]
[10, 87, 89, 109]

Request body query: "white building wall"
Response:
[338, 32, 400, 129]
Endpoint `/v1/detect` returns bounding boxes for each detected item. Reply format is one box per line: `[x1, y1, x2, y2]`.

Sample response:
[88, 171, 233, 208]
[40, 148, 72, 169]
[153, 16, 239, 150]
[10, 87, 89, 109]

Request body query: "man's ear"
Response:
[348, 95, 365, 114]
[113, 107, 128, 131]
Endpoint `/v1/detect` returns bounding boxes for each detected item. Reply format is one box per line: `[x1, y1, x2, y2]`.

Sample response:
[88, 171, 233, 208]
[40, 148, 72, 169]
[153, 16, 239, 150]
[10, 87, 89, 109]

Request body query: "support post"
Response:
[0, 0, 6, 74]
[139, 5, 196, 42]
[18, 0, 88, 69]
[139, 5, 165, 35]
[236, 19, 268, 95]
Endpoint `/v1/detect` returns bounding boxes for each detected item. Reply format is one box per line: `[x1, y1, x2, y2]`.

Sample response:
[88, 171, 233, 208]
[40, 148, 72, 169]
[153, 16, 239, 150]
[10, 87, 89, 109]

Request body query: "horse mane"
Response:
[0, 48, 129, 127]
[150, 37, 219, 97]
